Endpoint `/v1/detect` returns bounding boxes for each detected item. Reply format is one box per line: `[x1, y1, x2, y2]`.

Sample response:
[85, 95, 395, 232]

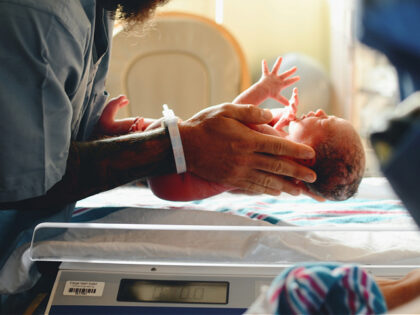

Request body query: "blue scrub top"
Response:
[0, 0, 113, 289]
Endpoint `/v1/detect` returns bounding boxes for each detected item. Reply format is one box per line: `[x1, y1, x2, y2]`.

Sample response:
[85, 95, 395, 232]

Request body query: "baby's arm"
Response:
[233, 56, 299, 106]
[272, 87, 299, 130]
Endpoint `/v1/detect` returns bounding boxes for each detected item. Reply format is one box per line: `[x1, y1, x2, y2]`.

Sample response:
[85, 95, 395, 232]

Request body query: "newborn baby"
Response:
[281, 93, 365, 201]
[150, 89, 365, 201]
[97, 57, 365, 201]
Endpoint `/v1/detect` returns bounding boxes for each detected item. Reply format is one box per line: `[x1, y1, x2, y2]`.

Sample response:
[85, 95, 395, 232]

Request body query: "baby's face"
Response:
[287, 109, 356, 148]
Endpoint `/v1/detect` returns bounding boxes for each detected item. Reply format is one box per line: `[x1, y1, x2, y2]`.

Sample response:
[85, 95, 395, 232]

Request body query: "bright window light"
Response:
[215, 0, 224, 24]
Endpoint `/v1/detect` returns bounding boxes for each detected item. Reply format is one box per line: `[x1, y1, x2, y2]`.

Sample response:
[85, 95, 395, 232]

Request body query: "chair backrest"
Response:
[106, 11, 250, 120]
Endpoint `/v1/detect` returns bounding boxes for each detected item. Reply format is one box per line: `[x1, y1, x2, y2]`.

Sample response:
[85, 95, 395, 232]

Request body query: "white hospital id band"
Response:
[162, 104, 187, 174]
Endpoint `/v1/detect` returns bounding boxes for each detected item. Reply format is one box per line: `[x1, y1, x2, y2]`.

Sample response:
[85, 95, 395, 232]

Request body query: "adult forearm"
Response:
[1, 127, 175, 211]
[74, 127, 175, 196]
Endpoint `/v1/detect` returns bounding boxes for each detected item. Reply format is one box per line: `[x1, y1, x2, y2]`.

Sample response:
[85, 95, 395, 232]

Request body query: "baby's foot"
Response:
[128, 117, 145, 132]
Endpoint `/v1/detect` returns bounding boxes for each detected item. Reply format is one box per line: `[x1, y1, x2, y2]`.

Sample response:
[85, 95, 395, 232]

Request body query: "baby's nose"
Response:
[315, 109, 327, 117]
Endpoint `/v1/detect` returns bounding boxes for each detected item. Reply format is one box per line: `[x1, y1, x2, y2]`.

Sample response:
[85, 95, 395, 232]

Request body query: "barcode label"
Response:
[68, 287, 96, 295]
[63, 281, 104, 297]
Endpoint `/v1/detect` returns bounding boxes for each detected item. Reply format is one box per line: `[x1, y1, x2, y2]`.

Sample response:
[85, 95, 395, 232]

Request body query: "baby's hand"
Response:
[94, 95, 144, 137]
[271, 87, 299, 131]
[259, 56, 300, 106]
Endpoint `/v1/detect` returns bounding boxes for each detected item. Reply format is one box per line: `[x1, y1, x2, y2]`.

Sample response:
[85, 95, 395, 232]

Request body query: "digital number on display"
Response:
[117, 279, 229, 304]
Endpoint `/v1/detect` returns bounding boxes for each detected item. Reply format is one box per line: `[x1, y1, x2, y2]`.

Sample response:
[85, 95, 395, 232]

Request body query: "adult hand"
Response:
[179, 104, 316, 196]
[294, 180, 326, 202]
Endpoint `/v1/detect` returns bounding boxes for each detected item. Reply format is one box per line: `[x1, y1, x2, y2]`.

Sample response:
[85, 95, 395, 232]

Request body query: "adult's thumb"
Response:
[225, 104, 273, 124]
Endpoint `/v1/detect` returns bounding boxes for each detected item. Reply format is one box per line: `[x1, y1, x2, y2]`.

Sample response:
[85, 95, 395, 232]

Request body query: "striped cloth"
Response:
[213, 198, 408, 226]
[74, 197, 410, 226]
[247, 263, 387, 315]
[75, 178, 412, 228]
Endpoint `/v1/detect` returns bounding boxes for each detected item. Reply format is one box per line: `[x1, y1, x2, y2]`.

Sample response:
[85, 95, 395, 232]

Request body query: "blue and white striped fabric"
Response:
[74, 182, 412, 227]
[264, 263, 387, 314]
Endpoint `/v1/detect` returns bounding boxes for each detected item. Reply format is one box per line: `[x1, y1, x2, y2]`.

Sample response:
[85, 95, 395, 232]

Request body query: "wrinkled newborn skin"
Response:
[287, 110, 366, 201]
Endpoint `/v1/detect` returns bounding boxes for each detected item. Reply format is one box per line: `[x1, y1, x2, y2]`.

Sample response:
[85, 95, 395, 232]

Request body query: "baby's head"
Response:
[287, 110, 365, 201]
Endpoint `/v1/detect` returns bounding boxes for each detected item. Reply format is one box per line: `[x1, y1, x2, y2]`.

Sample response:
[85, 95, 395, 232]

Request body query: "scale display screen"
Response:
[117, 279, 229, 304]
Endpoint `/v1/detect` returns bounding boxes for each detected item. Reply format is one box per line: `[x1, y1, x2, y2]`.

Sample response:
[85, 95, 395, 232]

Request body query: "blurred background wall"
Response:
[158, 0, 330, 82]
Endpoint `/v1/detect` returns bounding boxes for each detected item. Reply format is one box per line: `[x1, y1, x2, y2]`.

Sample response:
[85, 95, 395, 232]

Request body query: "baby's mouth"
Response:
[299, 111, 317, 120]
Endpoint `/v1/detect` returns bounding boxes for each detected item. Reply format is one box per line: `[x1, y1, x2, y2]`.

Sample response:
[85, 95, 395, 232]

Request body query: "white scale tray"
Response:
[30, 222, 420, 272]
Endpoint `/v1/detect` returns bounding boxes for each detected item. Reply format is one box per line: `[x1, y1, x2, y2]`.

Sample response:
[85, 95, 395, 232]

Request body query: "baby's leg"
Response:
[99, 95, 129, 127]
[98, 95, 144, 135]
[128, 117, 145, 132]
